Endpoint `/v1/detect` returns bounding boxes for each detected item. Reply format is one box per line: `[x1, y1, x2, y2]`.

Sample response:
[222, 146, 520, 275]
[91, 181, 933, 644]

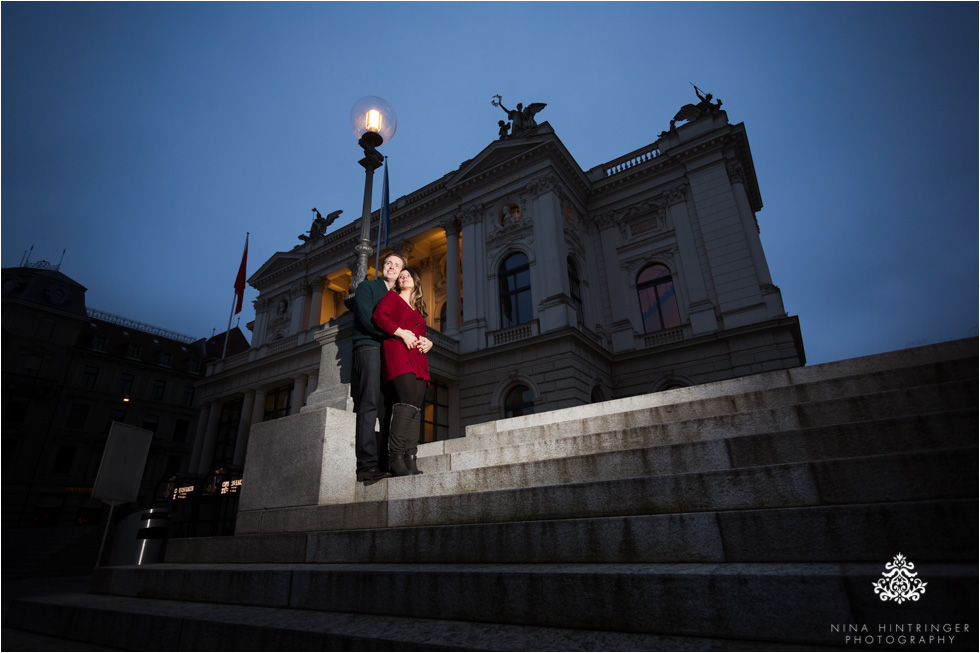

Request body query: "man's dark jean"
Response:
[352, 346, 390, 472]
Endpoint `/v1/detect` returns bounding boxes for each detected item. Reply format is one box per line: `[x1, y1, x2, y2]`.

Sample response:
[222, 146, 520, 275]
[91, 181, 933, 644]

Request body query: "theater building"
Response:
[192, 96, 805, 476]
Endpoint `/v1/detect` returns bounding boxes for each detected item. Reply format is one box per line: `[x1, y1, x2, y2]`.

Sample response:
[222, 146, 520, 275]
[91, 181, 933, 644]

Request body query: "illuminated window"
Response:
[637, 264, 681, 334]
[499, 252, 531, 328]
[263, 385, 293, 421]
[504, 385, 534, 418]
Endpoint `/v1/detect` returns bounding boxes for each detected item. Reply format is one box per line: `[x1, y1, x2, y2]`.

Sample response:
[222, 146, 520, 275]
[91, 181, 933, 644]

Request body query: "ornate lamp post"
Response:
[346, 96, 397, 306]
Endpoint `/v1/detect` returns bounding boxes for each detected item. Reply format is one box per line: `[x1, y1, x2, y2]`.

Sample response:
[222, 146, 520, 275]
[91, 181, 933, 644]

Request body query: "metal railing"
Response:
[87, 308, 197, 344]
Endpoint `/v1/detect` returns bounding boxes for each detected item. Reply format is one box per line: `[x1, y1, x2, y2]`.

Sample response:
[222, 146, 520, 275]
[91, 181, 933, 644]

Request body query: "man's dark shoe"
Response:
[357, 466, 389, 482]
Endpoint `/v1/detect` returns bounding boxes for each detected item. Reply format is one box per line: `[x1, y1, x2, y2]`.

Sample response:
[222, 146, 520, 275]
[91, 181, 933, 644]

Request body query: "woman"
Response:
[372, 267, 430, 476]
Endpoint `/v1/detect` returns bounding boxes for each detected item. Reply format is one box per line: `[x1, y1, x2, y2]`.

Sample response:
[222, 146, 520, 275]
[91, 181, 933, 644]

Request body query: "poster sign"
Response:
[91, 422, 153, 505]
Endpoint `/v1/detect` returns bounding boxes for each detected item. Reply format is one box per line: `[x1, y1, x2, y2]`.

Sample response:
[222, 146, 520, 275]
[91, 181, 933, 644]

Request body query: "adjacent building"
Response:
[1, 261, 224, 529]
[192, 95, 805, 480]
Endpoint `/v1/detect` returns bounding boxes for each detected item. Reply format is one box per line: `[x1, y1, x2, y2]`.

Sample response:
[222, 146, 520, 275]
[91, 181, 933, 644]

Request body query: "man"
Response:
[351, 252, 432, 481]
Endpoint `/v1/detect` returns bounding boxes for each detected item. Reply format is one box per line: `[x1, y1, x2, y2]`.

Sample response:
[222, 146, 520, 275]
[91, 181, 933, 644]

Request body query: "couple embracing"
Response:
[351, 253, 432, 481]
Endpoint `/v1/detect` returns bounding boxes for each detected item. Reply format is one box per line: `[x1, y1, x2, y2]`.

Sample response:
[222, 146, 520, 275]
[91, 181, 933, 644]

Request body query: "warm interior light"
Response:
[366, 109, 382, 133]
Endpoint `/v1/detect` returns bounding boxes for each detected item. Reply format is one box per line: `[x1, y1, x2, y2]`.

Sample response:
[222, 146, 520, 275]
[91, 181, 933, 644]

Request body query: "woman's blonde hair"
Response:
[396, 267, 427, 318]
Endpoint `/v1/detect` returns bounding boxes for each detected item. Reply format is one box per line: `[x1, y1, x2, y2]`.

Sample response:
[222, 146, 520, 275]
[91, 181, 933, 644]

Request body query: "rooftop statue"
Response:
[492, 95, 547, 137]
[299, 208, 342, 243]
[669, 84, 723, 130]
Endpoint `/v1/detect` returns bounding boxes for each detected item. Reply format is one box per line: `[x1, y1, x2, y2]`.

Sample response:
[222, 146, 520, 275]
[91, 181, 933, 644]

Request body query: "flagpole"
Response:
[374, 157, 390, 280]
[374, 157, 385, 280]
[221, 293, 236, 359]
[224, 232, 249, 359]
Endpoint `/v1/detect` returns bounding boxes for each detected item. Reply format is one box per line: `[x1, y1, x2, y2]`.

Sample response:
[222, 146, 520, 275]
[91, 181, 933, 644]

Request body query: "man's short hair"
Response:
[381, 252, 405, 268]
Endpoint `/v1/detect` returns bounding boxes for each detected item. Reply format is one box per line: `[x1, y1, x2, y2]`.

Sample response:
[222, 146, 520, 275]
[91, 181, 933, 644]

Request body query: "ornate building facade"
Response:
[1, 263, 215, 529]
[193, 98, 805, 476]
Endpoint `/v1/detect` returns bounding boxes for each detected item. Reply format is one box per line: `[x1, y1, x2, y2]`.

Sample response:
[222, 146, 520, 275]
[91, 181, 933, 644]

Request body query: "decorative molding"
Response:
[439, 217, 461, 237]
[727, 160, 746, 185]
[288, 283, 307, 299]
[459, 203, 485, 227]
[524, 173, 562, 199]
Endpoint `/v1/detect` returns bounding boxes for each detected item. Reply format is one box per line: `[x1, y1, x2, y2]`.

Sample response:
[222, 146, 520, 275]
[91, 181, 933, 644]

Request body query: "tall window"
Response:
[81, 365, 100, 390]
[568, 257, 583, 324]
[117, 373, 135, 396]
[504, 384, 534, 418]
[152, 379, 167, 401]
[421, 381, 450, 443]
[637, 264, 681, 333]
[499, 252, 531, 328]
[263, 385, 293, 421]
[214, 399, 243, 465]
[65, 403, 89, 430]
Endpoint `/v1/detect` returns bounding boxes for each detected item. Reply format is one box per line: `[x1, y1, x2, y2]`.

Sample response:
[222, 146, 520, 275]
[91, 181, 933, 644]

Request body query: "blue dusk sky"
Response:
[2, 2, 977, 365]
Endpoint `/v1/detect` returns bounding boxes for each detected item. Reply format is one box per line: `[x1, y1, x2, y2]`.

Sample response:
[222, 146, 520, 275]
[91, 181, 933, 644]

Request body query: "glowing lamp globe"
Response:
[350, 96, 397, 148]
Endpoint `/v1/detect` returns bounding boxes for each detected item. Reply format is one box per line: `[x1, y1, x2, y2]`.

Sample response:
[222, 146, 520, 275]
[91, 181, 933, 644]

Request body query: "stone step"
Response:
[82, 561, 978, 648]
[168, 498, 977, 565]
[434, 376, 977, 460]
[236, 446, 977, 534]
[4, 592, 831, 652]
[396, 409, 977, 499]
[462, 343, 977, 441]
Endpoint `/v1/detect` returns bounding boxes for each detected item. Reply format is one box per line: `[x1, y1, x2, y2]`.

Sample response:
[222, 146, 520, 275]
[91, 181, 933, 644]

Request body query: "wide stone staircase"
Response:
[7, 339, 978, 650]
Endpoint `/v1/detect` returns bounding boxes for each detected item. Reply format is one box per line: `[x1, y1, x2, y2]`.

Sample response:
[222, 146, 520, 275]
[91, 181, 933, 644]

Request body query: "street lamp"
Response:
[346, 96, 397, 305]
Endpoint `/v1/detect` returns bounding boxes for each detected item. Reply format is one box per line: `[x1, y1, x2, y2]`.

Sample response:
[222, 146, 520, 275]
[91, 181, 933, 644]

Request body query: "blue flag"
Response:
[375, 159, 391, 279]
[381, 159, 390, 248]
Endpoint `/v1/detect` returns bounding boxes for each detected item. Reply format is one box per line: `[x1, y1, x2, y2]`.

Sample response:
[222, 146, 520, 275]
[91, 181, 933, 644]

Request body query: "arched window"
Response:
[567, 257, 583, 324]
[590, 385, 606, 403]
[504, 384, 535, 418]
[637, 264, 681, 333]
[499, 252, 531, 328]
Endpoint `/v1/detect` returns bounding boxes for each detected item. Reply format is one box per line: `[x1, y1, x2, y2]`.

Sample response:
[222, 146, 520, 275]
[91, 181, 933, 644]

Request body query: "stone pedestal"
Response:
[238, 405, 358, 514]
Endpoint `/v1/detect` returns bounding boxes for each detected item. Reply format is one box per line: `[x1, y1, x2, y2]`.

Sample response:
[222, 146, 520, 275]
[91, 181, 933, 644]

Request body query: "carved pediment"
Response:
[248, 252, 305, 285]
[448, 139, 547, 189]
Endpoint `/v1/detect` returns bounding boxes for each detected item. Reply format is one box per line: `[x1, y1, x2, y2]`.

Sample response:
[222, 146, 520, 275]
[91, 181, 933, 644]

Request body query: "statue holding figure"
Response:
[492, 94, 547, 137]
[299, 208, 342, 242]
[669, 84, 724, 130]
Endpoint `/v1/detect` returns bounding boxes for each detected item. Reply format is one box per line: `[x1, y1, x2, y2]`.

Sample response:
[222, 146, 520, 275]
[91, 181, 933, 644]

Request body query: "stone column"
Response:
[308, 278, 325, 329]
[666, 184, 718, 335]
[289, 374, 308, 416]
[442, 218, 461, 335]
[728, 161, 775, 287]
[528, 181, 570, 332]
[289, 283, 307, 335]
[195, 401, 223, 474]
[458, 206, 486, 352]
[250, 388, 268, 427]
[189, 401, 212, 474]
[232, 390, 255, 466]
[305, 371, 318, 399]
